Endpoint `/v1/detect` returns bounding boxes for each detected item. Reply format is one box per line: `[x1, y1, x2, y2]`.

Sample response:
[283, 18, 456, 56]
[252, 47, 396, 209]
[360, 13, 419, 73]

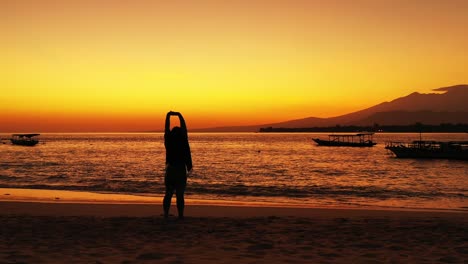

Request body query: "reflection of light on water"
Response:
[0, 133, 466, 210]
[0, 188, 161, 204]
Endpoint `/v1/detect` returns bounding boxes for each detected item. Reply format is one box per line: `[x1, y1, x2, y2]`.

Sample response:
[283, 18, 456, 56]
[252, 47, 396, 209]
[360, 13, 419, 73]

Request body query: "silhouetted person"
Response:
[163, 111, 192, 219]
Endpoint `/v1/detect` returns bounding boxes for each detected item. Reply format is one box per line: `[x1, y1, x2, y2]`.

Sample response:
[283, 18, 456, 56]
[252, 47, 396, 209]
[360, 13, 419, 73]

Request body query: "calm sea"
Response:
[0, 133, 466, 211]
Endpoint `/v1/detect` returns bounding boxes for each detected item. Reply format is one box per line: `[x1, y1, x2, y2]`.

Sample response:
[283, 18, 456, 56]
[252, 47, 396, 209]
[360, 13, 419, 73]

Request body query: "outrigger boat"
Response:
[312, 132, 377, 147]
[10, 134, 40, 146]
[385, 141, 468, 160]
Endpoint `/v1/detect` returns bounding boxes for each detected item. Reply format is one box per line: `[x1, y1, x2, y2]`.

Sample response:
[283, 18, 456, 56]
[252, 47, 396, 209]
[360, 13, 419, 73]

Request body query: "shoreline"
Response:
[2, 201, 467, 219]
[1, 188, 467, 218]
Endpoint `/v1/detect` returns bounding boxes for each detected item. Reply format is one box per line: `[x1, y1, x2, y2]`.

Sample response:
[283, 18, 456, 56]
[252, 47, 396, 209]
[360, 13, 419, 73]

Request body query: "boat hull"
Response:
[312, 138, 376, 147]
[386, 147, 468, 160]
[10, 139, 39, 146]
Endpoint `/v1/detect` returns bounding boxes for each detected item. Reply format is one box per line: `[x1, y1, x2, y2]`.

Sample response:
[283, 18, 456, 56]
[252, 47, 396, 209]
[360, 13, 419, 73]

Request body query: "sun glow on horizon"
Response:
[2, 0, 467, 132]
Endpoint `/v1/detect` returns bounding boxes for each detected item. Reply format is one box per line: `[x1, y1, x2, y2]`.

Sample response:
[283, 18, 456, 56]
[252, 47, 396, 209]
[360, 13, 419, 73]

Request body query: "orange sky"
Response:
[1, 0, 467, 132]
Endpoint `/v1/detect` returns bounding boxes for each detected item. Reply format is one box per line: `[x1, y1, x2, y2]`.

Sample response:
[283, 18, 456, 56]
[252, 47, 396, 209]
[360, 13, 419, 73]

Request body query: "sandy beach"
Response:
[0, 190, 466, 264]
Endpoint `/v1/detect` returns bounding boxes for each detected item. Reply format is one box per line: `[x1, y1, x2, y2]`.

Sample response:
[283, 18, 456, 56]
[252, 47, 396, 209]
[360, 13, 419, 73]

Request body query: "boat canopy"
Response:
[328, 132, 374, 137]
[355, 132, 374, 136]
[327, 132, 374, 143]
[12, 134, 40, 138]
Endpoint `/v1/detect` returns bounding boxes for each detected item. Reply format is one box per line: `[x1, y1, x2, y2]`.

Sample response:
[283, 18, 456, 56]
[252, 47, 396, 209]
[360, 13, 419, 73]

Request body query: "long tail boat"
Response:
[312, 132, 377, 147]
[385, 141, 468, 160]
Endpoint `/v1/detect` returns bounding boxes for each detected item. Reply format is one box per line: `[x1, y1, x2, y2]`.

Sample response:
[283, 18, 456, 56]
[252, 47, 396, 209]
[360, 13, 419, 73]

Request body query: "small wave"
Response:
[0, 175, 21, 181]
[323, 170, 347, 176]
[189, 183, 468, 200]
[46, 175, 69, 180]
[0, 179, 466, 201]
[40, 162, 62, 166]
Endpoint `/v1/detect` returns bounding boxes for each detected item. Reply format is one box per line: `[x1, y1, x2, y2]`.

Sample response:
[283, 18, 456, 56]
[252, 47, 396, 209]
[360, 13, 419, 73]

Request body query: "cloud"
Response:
[432, 84, 468, 93]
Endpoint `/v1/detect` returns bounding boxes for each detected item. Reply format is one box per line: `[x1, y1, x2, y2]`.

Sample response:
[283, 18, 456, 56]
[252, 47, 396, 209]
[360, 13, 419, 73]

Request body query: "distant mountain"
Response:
[354, 111, 468, 126]
[193, 84, 468, 132]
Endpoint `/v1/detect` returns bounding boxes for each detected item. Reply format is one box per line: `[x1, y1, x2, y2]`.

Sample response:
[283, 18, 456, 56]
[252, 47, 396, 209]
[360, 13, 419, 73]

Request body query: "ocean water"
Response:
[0, 133, 466, 211]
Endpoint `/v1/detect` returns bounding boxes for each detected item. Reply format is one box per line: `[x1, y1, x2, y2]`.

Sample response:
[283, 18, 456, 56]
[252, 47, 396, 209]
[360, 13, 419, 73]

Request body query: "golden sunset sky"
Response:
[1, 0, 467, 132]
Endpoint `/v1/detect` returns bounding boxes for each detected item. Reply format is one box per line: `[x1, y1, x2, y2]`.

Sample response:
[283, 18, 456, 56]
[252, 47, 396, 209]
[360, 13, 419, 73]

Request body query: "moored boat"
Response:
[312, 132, 377, 147]
[385, 141, 468, 160]
[10, 134, 40, 146]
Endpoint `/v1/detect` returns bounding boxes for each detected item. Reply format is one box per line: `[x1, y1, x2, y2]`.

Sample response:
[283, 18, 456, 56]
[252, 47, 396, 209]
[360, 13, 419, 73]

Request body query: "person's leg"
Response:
[163, 189, 173, 218]
[163, 173, 175, 218]
[175, 174, 187, 219]
[175, 187, 185, 218]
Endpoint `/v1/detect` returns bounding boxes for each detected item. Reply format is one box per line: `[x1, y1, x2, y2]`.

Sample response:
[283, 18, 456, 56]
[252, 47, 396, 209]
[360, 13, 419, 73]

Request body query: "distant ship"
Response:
[385, 141, 468, 160]
[312, 132, 377, 147]
[10, 134, 40, 146]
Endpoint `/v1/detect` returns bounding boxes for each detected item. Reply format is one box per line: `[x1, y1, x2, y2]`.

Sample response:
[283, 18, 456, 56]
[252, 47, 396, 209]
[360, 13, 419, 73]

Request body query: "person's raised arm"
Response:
[176, 112, 187, 133]
[164, 112, 172, 135]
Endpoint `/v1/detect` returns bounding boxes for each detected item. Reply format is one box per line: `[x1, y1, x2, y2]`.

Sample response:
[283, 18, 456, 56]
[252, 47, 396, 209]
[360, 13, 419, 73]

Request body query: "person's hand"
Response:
[187, 168, 193, 177]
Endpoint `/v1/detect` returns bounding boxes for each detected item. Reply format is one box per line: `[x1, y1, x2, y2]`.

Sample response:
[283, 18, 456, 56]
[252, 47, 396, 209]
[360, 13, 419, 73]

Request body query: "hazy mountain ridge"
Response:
[193, 84, 468, 132]
[354, 110, 468, 126]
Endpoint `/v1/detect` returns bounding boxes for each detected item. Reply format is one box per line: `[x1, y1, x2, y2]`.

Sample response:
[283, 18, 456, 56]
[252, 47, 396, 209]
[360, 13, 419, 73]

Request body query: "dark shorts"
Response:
[165, 165, 187, 192]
